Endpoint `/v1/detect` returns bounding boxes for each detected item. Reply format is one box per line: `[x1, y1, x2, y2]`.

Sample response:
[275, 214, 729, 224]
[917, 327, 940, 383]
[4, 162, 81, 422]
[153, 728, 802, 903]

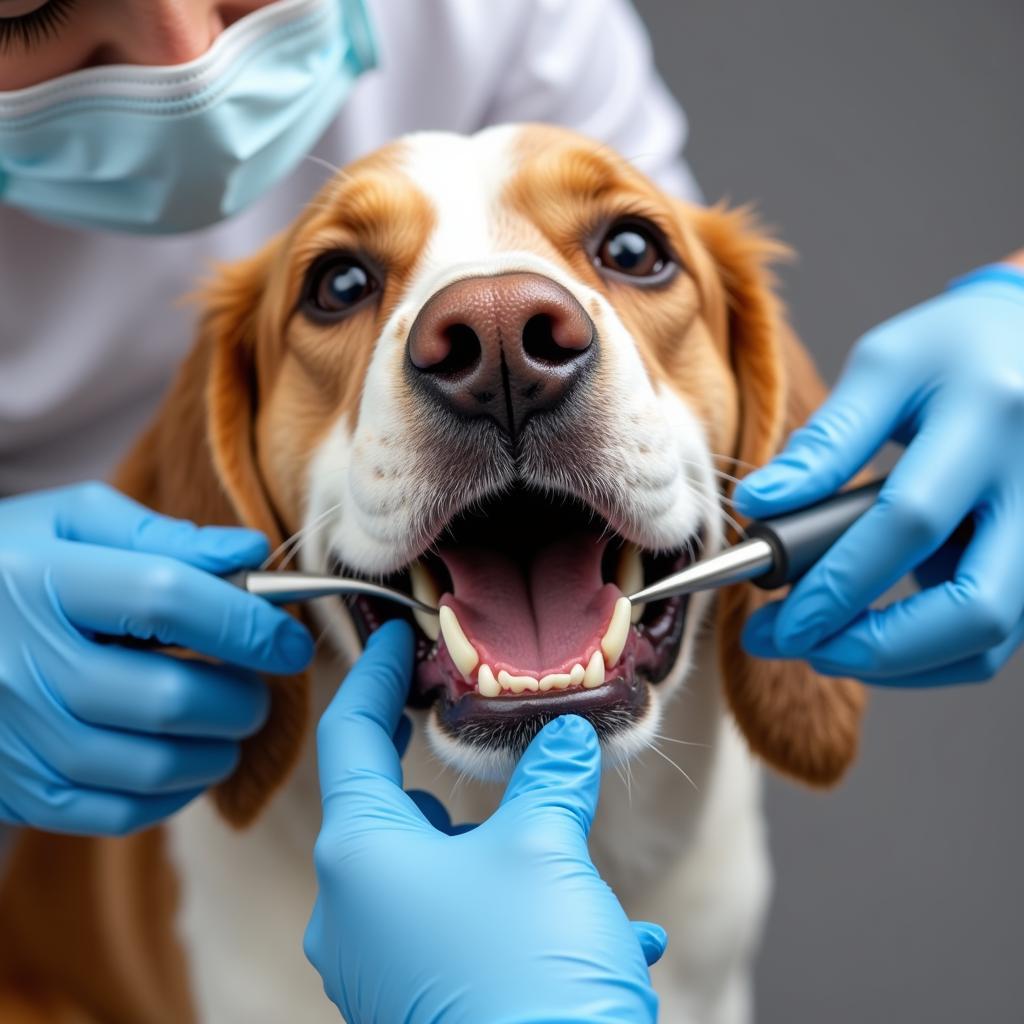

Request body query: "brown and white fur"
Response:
[0, 125, 864, 1024]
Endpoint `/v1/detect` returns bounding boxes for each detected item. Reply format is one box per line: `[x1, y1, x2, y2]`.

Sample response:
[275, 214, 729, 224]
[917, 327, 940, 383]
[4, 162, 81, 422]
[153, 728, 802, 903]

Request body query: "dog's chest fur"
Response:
[167, 641, 770, 1024]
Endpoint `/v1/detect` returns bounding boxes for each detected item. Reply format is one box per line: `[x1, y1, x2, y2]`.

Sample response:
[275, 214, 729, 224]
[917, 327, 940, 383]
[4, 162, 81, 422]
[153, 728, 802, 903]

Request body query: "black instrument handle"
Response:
[746, 480, 885, 590]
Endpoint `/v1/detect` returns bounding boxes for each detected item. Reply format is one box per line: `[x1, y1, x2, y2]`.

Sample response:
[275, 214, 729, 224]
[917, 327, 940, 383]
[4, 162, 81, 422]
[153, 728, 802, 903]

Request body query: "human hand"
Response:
[0, 482, 313, 835]
[305, 619, 665, 1024]
[735, 263, 1024, 685]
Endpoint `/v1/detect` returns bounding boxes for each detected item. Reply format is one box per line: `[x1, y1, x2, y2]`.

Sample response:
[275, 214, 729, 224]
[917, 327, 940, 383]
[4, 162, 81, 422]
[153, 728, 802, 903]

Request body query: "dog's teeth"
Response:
[615, 543, 646, 624]
[552, 672, 573, 691]
[583, 649, 605, 689]
[409, 561, 441, 641]
[438, 606, 479, 678]
[600, 597, 632, 667]
[477, 663, 500, 698]
[570, 662, 585, 686]
[498, 670, 538, 694]
[539, 672, 572, 691]
[616, 542, 644, 592]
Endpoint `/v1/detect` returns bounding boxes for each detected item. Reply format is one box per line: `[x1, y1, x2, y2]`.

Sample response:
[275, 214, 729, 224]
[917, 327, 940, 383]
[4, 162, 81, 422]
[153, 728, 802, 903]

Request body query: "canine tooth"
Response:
[583, 650, 605, 689]
[438, 606, 479, 677]
[477, 664, 500, 698]
[498, 670, 538, 694]
[615, 544, 646, 623]
[600, 597, 632, 667]
[616, 543, 644, 593]
[539, 672, 572, 691]
[409, 561, 441, 641]
[570, 663, 585, 686]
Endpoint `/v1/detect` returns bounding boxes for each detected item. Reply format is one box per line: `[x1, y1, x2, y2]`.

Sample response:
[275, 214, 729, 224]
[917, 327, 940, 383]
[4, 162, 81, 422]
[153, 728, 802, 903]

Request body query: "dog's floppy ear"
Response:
[114, 243, 309, 826]
[686, 204, 866, 787]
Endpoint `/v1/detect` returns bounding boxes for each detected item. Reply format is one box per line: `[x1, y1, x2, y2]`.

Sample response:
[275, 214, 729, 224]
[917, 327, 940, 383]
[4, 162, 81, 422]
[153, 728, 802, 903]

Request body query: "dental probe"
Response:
[628, 479, 888, 606]
[226, 570, 439, 615]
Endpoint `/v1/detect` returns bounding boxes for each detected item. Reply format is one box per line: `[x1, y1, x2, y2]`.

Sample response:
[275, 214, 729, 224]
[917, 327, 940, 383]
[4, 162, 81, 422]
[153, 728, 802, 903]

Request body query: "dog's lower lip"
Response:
[440, 673, 646, 723]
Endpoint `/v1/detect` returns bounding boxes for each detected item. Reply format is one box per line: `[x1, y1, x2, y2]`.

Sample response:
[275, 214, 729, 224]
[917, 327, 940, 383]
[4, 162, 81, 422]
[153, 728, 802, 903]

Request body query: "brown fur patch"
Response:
[689, 206, 866, 786]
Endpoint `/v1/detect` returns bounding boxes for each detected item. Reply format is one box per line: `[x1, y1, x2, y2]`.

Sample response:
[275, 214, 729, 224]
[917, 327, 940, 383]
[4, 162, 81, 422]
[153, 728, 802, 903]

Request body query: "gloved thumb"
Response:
[499, 715, 601, 838]
[631, 921, 669, 966]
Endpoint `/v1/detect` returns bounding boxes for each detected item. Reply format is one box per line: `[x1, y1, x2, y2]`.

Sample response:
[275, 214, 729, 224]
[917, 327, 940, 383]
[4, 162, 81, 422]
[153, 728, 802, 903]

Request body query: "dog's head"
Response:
[122, 125, 864, 823]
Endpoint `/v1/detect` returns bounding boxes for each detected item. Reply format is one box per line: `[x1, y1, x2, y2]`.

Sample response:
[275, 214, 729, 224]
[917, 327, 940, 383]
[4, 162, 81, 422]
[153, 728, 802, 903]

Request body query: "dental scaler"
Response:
[628, 479, 890, 605]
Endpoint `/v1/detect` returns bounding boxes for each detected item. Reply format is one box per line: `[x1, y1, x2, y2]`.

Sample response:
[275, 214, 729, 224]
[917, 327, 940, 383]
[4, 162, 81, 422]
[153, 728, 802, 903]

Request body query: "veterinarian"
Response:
[0, 0, 1020, 889]
[0, 0, 695, 841]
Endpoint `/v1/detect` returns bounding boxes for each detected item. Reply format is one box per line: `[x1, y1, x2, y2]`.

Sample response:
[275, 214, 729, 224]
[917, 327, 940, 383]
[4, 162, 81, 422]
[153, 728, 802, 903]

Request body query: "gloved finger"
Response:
[55, 482, 269, 572]
[392, 713, 413, 759]
[303, 900, 326, 966]
[631, 921, 669, 967]
[499, 715, 601, 838]
[316, 620, 416, 798]
[51, 541, 313, 674]
[303, 902, 347, 1017]
[406, 790, 455, 833]
[769, 418, 991, 656]
[23, 784, 201, 837]
[799, 502, 1024, 680]
[29, 712, 240, 794]
[734, 342, 908, 518]
[913, 528, 971, 592]
[855, 616, 1024, 687]
[740, 601, 785, 658]
[54, 645, 269, 739]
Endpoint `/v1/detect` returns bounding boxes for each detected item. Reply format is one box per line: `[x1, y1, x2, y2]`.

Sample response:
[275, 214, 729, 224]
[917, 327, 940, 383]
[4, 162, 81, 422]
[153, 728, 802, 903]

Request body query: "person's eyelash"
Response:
[0, 0, 78, 53]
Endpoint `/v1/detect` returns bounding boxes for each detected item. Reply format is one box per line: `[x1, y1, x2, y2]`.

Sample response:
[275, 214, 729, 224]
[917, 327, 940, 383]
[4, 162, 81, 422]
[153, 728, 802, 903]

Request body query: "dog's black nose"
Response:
[406, 273, 596, 436]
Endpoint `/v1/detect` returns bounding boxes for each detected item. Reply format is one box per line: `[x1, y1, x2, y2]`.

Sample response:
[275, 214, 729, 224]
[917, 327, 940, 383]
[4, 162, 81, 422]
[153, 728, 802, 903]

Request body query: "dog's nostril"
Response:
[428, 323, 482, 377]
[522, 313, 593, 365]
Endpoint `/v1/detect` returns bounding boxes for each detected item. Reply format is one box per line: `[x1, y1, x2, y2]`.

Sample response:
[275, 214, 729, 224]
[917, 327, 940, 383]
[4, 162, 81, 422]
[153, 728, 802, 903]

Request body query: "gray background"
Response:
[630, 1, 1024, 1022]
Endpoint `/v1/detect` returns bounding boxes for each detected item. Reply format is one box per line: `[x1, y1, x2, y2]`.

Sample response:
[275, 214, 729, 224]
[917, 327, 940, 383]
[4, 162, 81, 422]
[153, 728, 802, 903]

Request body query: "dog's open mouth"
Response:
[342, 485, 698, 748]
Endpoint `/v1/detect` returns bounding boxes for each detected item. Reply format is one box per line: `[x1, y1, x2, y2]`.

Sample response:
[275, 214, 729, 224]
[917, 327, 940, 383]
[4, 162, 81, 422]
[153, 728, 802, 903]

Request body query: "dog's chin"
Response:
[338, 485, 703, 781]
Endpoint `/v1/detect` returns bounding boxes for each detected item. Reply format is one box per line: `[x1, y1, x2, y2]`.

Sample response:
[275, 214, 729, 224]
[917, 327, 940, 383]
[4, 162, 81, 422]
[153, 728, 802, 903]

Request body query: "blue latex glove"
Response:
[0, 482, 313, 835]
[305, 619, 666, 1024]
[736, 264, 1024, 686]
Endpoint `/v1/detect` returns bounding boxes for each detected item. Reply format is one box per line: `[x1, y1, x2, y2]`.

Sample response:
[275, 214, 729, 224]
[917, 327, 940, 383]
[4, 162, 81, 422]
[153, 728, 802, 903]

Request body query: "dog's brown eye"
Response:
[306, 257, 377, 317]
[595, 221, 673, 282]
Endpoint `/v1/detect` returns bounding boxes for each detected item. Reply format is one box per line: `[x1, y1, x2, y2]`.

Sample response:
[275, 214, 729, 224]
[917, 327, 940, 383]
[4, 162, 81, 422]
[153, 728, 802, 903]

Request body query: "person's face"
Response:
[0, 0, 276, 90]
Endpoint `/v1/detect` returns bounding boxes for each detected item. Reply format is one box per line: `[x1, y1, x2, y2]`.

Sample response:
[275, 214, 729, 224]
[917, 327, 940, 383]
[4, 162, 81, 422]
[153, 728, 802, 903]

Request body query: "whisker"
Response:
[707, 453, 761, 473]
[264, 501, 343, 572]
[643, 740, 699, 791]
[302, 153, 346, 179]
[649, 732, 709, 748]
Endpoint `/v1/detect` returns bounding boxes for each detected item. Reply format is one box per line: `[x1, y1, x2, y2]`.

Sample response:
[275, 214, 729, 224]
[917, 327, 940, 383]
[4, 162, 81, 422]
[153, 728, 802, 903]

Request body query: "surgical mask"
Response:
[0, 0, 376, 234]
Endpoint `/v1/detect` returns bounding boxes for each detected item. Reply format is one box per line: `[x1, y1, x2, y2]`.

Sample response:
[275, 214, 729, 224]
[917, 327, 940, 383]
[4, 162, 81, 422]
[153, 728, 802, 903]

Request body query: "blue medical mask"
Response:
[0, 0, 376, 234]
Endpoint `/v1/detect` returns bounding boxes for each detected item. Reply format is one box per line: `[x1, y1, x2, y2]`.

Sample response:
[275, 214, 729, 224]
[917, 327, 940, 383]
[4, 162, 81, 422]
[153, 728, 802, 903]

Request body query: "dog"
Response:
[0, 124, 865, 1024]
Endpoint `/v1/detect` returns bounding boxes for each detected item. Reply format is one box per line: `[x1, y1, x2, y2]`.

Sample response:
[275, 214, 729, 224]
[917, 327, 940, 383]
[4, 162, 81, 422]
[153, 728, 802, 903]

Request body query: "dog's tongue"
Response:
[439, 533, 620, 676]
